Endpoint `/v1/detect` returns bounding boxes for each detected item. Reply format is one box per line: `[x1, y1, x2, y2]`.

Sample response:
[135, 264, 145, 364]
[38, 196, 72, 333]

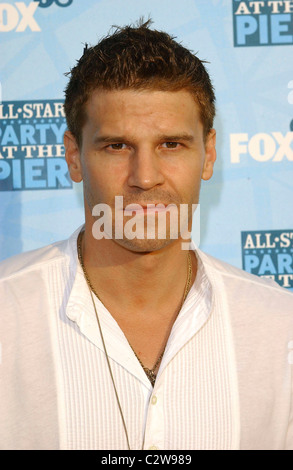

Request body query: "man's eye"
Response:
[108, 143, 126, 150]
[162, 142, 180, 149]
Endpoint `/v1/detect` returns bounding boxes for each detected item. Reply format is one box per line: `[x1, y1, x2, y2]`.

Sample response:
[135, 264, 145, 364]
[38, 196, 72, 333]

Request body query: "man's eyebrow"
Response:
[158, 134, 195, 142]
[93, 133, 195, 144]
[93, 135, 130, 144]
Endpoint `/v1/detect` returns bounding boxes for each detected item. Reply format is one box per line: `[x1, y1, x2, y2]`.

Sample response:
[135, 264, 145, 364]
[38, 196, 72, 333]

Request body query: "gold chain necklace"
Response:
[77, 230, 192, 387]
[128, 254, 192, 386]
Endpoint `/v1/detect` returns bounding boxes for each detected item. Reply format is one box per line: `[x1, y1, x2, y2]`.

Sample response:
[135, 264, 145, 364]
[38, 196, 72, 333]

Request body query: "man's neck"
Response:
[78, 224, 197, 369]
[80, 226, 197, 316]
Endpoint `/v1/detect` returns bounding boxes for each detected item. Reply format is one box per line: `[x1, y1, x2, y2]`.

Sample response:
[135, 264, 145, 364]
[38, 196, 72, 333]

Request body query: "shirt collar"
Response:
[158, 247, 213, 376]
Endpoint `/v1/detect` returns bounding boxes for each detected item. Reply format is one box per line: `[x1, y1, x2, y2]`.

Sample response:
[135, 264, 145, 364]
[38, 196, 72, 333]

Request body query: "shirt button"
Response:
[151, 395, 157, 405]
[149, 445, 158, 450]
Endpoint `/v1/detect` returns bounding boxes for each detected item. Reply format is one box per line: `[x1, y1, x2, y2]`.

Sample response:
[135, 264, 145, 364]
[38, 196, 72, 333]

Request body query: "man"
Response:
[0, 21, 292, 451]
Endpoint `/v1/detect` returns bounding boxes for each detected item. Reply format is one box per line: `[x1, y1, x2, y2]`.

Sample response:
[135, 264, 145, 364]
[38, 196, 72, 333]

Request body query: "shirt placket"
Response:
[143, 383, 165, 450]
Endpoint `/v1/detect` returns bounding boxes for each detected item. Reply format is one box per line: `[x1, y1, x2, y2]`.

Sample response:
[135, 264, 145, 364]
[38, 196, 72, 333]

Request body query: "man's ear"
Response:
[64, 130, 83, 183]
[202, 129, 217, 181]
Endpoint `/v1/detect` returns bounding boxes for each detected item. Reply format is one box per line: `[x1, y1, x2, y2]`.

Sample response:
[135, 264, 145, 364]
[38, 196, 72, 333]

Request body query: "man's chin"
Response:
[112, 236, 176, 253]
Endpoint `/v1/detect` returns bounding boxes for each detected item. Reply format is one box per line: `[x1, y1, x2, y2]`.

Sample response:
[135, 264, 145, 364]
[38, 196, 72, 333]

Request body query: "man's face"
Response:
[65, 88, 216, 252]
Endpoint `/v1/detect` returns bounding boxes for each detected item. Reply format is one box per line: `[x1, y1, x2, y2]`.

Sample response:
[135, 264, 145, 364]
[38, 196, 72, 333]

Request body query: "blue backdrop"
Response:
[1, 0, 292, 290]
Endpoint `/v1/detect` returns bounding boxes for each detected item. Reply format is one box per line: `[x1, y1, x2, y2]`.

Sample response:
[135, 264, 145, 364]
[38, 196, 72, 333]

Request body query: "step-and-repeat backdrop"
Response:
[1, 0, 292, 291]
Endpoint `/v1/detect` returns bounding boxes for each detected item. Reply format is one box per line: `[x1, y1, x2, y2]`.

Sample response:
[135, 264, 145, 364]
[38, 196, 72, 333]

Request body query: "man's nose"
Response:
[127, 148, 165, 190]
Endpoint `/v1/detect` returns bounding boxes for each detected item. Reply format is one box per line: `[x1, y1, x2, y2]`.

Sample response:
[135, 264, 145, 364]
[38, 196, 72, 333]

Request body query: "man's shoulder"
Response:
[0, 238, 70, 282]
[198, 249, 293, 300]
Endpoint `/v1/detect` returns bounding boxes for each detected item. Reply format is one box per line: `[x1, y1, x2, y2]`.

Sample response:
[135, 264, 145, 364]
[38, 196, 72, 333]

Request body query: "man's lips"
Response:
[122, 203, 177, 214]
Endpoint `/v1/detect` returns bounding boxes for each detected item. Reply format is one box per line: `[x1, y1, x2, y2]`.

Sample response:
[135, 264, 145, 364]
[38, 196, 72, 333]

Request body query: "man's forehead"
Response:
[86, 86, 197, 106]
[81, 87, 204, 143]
[84, 87, 201, 121]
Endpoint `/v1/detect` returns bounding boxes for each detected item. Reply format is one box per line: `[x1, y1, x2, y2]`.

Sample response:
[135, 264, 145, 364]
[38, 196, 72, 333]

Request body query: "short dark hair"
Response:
[64, 19, 216, 147]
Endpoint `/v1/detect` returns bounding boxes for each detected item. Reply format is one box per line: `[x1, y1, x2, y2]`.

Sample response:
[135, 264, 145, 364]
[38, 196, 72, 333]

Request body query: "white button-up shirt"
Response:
[0, 227, 293, 450]
[58, 230, 215, 450]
